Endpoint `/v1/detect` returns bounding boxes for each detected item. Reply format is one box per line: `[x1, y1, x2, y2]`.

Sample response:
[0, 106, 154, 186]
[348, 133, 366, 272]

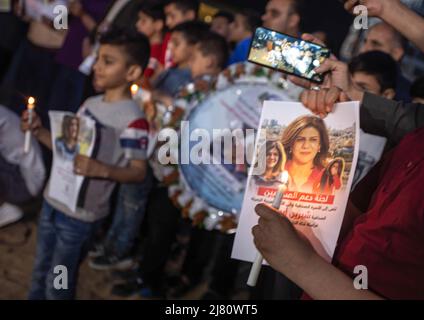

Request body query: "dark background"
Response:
[208, 0, 353, 55]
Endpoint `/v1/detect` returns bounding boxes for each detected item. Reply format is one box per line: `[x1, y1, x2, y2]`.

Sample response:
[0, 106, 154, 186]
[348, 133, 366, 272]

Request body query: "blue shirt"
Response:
[228, 37, 252, 66]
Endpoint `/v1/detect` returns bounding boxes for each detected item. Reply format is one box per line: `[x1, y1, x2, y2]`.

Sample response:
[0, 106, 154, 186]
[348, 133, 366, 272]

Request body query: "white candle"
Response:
[247, 171, 289, 287]
[24, 97, 35, 154]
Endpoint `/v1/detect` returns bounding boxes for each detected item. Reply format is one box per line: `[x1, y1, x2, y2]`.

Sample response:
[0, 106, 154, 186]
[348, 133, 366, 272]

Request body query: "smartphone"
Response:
[248, 27, 331, 83]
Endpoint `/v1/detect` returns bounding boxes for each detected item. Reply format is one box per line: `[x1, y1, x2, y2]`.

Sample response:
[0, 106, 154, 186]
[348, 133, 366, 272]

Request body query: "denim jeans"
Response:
[28, 201, 103, 300]
[104, 168, 153, 258]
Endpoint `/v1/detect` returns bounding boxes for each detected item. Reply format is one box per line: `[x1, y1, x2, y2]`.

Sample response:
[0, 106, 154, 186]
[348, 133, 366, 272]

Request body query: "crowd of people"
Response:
[0, 0, 423, 300]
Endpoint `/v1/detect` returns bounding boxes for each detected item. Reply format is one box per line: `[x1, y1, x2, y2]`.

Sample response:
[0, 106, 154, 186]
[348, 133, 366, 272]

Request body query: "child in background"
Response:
[111, 30, 229, 299]
[410, 76, 424, 104]
[227, 9, 261, 66]
[153, 21, 210, 98]
[163, 0, 199, 69]
[136, 2, 166, 80]
[210, 11, 234, 41]
[22, 29, 150, 300]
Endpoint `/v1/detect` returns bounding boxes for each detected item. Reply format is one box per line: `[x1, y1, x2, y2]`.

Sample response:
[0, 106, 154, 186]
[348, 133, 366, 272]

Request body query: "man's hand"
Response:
[74, 155, 107, 178]
[344, 0, 393, 17]
[252, 204, 314, 274]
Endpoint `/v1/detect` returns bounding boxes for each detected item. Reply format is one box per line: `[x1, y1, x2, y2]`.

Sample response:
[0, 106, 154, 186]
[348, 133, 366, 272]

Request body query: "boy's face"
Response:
[93, 45, 136, 90]
[169, 31, 192, 65]
[211, 16, 231, 39]
[164, 3, 194, 29]
[229, 14, 249, 43]
[136, 12, 157, 38]
[352, 71, 395, 99]
[189, 45, 213, 78]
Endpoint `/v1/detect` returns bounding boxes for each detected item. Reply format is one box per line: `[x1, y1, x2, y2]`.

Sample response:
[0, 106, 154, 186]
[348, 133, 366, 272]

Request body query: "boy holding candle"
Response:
[21, 28, 150, 300]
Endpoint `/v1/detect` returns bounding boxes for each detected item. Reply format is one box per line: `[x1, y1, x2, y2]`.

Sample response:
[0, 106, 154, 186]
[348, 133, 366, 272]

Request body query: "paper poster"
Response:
[352, 130, 386, 189]
[48, 111, 96, 212]
[232, 101, 360, 263]
[0, 0, 11, 12]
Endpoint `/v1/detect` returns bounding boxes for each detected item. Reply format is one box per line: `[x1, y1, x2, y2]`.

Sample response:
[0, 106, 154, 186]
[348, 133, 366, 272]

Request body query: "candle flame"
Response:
[27, 97, 35, 109]
[131, 84, 139, 95]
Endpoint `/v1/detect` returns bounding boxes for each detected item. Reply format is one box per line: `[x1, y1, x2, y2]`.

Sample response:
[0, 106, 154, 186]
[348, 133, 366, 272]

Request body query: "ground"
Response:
[0, 213, 243, 300]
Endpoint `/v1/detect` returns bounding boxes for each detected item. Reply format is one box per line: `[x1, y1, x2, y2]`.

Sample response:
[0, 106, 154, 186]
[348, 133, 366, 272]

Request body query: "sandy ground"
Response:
[0, 214, 221, 300]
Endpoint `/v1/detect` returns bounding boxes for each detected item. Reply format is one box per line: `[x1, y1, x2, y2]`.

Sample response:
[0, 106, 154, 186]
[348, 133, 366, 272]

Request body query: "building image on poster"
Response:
[48, 111, 96, 212]
[232, 101, 360, 263]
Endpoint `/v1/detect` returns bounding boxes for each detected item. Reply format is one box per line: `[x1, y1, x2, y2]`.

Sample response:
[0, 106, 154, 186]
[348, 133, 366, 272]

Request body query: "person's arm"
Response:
[253, 204, 383, 300]
[345, 0, 424, 52]
[360, 93, 424, 146]
[74, 155, 147, 183]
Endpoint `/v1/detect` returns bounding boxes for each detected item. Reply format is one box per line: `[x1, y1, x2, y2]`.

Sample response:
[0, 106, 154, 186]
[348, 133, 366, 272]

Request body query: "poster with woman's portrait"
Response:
[232, 101, 360, 263]
[48, 111, 96, 212]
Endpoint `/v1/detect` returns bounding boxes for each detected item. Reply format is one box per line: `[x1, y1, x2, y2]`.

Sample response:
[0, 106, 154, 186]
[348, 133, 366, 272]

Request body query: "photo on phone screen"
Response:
[248, 27, 331, 83]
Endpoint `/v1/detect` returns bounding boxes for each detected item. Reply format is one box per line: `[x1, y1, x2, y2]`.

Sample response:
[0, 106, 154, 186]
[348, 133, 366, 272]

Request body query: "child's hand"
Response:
[21, 110, 42, 137]
[74, 155, 107, 178]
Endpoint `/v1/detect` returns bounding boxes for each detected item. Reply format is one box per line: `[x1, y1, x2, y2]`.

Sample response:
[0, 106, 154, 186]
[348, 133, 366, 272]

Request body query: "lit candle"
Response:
[247, 171, 289, 287]
[131, 84, 140, 100]
[24, 97, 36, 154]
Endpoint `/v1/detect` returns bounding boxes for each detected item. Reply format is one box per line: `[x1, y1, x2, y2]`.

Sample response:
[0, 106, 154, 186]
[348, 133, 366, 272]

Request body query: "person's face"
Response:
[68, 118, 79, 141]
[136, 12, 156, 38]
[189, 45, 212, 78]
[164, 3, 194, 29]
[330, 162, 339, 176]
[266, 147, 280, 170]
[93, 45, 135, 90]
[169, 31, 192, 65]
[229, 14, 249, 43]
[211, 16, 231, 39]
[292, 127, 321, 165]
[360, 25, 404, 61]
[352, 71, 395, 99]
[262, 0, 296, 34]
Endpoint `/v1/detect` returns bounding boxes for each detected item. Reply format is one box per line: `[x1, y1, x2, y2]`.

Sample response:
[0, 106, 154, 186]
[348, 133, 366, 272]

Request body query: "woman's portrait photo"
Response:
[316, 158, 345, 195]
[253, 140, 287, 187]
[281, 115, 330, 193]
[55, 115, 80, 162]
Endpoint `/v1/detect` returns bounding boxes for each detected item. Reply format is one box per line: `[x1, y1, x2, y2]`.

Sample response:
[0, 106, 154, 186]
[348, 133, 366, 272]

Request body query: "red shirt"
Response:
[144, 42, 166, 78]
[334, 128, 424, 299]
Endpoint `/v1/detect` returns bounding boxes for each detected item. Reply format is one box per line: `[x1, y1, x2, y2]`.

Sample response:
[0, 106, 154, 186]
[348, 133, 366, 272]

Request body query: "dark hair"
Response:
[172, 21, 210, 45]
[349, 51, 398, 92]
[214, 10, 234, 23]
[137, 3, 165, 22]
[238, 9, 262, 34]
[99, 28, 150, 71]
[165, 0, 199, 17]
[411, 76, 424, 99]
[62, 116, 79, 143]
[196, 31, 229, 70]
[281, 115, 330, 169]
[319, 158, 344, 193]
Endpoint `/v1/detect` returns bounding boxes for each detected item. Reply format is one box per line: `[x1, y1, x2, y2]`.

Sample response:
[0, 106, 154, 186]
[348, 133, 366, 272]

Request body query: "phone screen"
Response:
[248, 27, 331, 83]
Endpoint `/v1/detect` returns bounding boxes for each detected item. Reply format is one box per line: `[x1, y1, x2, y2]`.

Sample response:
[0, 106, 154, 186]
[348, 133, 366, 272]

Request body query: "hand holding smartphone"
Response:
[248, 27, 331, 83]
